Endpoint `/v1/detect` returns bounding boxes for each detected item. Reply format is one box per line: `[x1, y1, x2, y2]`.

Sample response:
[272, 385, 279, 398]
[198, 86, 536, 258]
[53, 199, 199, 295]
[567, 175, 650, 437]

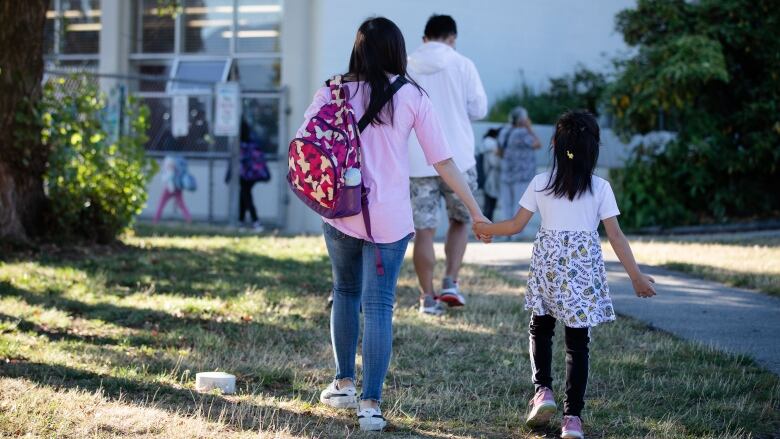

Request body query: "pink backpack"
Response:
[287, 75, 406, 274]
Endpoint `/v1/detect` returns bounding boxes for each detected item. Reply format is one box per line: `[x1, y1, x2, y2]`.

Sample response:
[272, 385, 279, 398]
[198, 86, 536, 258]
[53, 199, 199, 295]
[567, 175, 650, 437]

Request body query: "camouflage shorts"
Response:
[410, 166, 478, 229]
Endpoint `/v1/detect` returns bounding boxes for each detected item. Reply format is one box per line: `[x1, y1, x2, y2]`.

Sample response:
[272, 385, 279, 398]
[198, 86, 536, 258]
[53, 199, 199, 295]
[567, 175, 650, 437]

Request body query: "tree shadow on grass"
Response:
[0, 360, 354, 435]
[5, 241, 333, 300]
[0, 312, 128, 346]
[0, 280, 320, 351]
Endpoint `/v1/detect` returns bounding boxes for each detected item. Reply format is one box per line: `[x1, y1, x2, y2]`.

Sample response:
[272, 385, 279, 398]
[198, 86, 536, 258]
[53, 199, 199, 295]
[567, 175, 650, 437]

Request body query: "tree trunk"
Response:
[0, 0, 50, 243]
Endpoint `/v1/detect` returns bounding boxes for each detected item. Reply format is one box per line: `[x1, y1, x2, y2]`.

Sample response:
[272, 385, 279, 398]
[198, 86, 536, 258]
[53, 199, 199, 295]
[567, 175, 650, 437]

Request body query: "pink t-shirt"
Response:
[296, 79, 452, 243]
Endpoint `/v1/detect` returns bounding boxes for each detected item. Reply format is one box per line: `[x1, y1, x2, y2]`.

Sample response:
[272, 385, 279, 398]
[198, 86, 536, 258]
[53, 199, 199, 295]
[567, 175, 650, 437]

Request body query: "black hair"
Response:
[483, 127, 501, 139]
[543, 110, 600, 201]
[424, 14, 457, 40]
[346, 17, 423, 127]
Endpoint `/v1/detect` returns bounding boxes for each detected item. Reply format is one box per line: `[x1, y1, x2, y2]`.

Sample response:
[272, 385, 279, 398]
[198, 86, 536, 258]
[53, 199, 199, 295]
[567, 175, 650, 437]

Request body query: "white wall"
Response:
[281, 0, 636, 234]
[310, 0, 635, 101]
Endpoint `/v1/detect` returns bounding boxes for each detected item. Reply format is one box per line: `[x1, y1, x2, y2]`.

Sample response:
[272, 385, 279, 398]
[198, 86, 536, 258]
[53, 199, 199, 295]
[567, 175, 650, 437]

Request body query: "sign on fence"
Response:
[214, 82, 241, 137]
[172, 94, 189, 138]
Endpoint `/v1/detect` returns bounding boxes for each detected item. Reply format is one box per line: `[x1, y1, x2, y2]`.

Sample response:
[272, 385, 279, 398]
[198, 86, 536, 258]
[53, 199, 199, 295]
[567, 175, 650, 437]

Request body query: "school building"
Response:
[44, 0, 635, 234]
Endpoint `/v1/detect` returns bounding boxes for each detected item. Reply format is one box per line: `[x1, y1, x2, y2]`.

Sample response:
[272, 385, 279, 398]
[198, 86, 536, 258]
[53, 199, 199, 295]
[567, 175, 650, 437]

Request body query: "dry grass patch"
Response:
[0, 227, 778, 438]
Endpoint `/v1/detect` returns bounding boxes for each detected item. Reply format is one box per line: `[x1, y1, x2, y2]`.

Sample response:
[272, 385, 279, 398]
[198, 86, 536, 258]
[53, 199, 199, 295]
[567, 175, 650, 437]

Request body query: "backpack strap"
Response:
[357, 76, 408, 133]
[355, 76, 407, 276]
[326, 75, 350, 104]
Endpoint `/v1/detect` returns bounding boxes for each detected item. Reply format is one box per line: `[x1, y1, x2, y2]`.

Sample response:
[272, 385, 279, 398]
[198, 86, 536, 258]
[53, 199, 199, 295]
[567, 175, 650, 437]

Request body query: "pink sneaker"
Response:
[561, 415, 584, 439]
[525, 387, 557, 427]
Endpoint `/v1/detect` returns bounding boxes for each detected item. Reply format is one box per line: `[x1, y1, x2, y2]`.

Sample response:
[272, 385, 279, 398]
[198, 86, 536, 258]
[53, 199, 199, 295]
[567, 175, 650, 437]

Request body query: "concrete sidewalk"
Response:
[432, 242, 780, 375]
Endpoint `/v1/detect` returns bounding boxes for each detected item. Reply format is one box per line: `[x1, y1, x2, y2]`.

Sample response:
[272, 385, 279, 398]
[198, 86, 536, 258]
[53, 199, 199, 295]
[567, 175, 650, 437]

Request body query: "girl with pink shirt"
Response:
[299, 17, 488, 431]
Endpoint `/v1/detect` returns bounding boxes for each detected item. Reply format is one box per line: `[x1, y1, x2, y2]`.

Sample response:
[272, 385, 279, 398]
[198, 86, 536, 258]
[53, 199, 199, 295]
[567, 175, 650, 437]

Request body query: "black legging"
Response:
[239, 178, 258, 222]
[529, 314, 590, 417]
[483, 195, 498, 221]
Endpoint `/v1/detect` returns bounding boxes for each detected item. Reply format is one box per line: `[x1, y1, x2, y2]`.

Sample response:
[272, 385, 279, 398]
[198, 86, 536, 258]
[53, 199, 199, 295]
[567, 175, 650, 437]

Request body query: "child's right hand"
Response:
[632, 274, 656, 298]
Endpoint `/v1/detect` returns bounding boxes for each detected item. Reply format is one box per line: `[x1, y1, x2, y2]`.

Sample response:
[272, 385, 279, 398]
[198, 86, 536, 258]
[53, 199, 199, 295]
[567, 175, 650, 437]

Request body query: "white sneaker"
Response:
[252, 221, 265, 232]
[357, 406, 386, 431]
[419, 295, 444, 316]
[439, 277, 466, 307]
[319, 380, 358, 409]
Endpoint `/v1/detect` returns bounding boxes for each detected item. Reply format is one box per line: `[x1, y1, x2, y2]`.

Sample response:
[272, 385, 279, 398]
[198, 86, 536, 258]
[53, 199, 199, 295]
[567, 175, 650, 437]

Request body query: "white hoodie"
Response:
[407, 42, 488, 177]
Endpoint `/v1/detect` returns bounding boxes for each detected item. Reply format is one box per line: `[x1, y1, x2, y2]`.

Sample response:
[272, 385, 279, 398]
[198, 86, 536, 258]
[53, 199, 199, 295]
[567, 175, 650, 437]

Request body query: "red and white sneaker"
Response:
[525, 387, 557, 427]
[561, 415, 585, 439]
[438, 277, 466, 307]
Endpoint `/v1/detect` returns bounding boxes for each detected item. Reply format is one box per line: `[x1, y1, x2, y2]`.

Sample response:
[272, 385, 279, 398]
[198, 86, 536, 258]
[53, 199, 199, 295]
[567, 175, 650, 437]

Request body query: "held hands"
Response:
[632, 274, 656, 298]
[472, 219, 493, 244]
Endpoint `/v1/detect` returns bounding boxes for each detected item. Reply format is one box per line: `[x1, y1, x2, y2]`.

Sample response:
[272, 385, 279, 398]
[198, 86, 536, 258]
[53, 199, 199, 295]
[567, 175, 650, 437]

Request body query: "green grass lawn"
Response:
[0, 227, 778, 438]
[605, 230, 780, 297]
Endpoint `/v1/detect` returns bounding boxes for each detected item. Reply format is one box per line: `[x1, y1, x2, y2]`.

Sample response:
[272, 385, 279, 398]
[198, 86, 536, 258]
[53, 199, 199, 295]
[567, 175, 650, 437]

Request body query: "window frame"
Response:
[45, 0, 102, 62]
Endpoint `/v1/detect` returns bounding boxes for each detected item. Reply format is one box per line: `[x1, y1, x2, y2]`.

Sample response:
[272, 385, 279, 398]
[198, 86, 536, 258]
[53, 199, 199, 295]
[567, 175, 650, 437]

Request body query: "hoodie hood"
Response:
[407, 42, 457, 75]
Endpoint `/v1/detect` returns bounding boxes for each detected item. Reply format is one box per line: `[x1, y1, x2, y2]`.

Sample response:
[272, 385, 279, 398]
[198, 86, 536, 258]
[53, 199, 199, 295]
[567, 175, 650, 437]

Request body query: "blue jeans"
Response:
[322, 222, 412, 402]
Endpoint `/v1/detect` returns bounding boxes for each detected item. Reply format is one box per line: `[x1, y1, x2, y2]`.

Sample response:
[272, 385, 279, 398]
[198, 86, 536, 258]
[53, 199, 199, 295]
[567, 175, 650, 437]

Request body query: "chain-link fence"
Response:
[42, 69, 289, 226]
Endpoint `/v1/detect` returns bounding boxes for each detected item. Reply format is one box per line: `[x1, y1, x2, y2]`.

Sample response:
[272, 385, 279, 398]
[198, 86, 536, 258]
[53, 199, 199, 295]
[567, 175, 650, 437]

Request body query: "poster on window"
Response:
[214, 82, 241, 137]
[172, 95, 189, 138]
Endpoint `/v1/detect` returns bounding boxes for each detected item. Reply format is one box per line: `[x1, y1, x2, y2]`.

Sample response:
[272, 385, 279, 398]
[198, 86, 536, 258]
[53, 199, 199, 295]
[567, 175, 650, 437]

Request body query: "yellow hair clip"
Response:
[566, 150, 574, 160]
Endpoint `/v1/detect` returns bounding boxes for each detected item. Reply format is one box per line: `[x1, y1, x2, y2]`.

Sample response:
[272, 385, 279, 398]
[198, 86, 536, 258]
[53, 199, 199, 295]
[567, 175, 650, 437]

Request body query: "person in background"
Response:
[153, 155, 192, 224]
[497, 106, 541, 233]
[475, 110, 656, 439]
[237, 120, 270, 232]
[479, 128, 502, 221]
[407, 14, 488, 316]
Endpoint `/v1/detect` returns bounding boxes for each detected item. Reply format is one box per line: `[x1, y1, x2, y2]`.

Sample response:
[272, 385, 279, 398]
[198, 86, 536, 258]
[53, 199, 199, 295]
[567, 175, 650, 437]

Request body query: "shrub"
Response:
[608, 0, 780, 229]
[488, 66, 608, 124]
[41, 76, 157, 243]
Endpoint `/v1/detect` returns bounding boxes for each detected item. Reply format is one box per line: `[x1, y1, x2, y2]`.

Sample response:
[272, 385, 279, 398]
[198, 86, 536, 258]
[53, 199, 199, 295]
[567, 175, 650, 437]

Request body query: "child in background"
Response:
[474, 110, 656, 438]
[153, 155, 192, 224]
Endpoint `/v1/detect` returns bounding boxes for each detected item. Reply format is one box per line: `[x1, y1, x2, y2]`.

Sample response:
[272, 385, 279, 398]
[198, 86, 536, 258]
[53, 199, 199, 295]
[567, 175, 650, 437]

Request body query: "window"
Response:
[131, 0, 282, 57]
[45, 0, 101, 63]
[136, 63, 172, 92]
[233, 59, 280, 91]
[241, 97, 279, 154]
[235, 0, 281, 53]
[130, 1, 283, 155]
[135, 0, 175, 53]
[183, 0, 233, 54]
[61, 0, 101, 54]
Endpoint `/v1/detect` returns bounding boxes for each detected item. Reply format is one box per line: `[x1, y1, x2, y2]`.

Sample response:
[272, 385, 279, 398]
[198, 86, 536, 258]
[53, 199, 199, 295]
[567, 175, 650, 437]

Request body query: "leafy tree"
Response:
[608, 0, 780, 228]
[0, 2, 156, 244]
[0, 1, 50, 243]
[489, 66, 607, 124]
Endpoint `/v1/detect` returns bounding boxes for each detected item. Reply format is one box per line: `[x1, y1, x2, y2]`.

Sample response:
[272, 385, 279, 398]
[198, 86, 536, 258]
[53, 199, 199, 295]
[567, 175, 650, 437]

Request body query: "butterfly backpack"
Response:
[287, 75, 406, 274]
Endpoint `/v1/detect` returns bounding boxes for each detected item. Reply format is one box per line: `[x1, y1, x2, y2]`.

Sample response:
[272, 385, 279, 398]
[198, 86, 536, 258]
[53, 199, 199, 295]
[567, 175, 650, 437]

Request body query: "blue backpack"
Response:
[173, 156, 197, 191]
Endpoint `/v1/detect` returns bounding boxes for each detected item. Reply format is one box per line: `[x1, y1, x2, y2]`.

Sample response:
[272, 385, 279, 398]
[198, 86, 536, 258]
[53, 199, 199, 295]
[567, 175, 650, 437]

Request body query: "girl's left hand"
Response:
[632, 274, 656, 298]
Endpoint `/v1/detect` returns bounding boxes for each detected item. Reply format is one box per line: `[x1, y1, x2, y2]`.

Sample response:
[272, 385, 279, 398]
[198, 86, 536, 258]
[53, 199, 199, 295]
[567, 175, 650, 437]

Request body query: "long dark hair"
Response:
[543, 110, 600, 200]
[346, 17, 422, 127]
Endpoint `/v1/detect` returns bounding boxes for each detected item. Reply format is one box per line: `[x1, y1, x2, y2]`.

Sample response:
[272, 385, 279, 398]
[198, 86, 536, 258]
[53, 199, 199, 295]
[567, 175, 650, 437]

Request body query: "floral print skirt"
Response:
[526, 229, 616, 328]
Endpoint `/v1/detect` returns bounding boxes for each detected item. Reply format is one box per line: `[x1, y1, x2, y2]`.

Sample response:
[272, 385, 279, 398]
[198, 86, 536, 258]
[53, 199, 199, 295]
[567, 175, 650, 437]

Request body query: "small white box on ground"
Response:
[195, 372, 236, 394]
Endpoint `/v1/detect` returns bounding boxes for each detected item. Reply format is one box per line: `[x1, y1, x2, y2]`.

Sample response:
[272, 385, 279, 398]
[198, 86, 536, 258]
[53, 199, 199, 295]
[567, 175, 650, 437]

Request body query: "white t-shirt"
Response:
[519, 172, 620, 231]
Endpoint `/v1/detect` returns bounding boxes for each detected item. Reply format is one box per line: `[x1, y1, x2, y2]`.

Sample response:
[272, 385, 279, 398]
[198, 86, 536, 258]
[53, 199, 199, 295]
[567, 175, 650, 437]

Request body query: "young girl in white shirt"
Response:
[474, 110, 656, 438]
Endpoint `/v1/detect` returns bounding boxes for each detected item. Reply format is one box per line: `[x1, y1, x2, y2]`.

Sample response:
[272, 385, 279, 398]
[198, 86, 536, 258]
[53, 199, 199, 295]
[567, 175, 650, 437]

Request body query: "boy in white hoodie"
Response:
[408, 14, 488, 315]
